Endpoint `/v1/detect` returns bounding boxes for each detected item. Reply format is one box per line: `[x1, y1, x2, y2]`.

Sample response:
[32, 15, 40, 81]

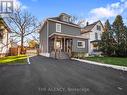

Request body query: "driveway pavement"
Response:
[0, 55, 127, 95]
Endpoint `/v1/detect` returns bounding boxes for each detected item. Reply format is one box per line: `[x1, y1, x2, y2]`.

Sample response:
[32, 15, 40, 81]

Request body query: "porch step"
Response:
[50, 51, 70, 59]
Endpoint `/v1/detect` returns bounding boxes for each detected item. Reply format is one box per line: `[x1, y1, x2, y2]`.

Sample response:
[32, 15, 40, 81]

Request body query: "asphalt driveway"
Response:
[0, 55, 127, 95]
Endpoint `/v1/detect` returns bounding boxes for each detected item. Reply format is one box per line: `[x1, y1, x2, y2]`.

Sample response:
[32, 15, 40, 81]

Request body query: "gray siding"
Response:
[48, 21, 80, 36]
[48, 21, 55, 35]
[40, 20, 88, 54]
[72, 38, 88, 53]
[61, 24, 80, 36]
[40, 23, 48, 53]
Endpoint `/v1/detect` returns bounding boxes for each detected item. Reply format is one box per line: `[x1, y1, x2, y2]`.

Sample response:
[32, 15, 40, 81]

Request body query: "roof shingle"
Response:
[81, 21, 100, 33]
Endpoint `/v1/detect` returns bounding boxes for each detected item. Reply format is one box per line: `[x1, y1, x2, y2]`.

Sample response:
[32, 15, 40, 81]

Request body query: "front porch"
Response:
[49, 35, 73, 59]
[90, 40, 101, 55]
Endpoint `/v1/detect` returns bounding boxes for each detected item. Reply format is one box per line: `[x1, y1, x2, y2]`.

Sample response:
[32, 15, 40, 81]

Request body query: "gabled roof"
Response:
[39, 13, 81, 32]
[0, 16, 11, 32]
[39, 17, 80, 33]
[48, 17, 80, 28]
[81, 20, 103, 34]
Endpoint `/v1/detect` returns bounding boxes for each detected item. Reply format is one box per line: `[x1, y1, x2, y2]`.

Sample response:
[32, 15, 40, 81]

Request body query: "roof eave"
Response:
[0, 18, 11, 32]
[48, 18, 80, 28]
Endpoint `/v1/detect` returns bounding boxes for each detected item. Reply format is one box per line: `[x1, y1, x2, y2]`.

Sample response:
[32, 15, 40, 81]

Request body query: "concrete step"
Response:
[50, 51, 70, 59]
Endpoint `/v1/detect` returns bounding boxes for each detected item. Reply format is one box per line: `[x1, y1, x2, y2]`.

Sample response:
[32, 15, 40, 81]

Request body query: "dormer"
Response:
[59, 13, 71, 22]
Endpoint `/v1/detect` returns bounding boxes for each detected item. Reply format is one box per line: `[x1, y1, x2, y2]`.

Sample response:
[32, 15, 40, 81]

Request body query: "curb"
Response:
[72, 58, 127, 72]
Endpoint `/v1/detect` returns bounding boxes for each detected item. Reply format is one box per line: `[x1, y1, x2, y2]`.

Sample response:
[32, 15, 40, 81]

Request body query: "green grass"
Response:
[0, 55, 27, 64]
[85, 57, 127, 67]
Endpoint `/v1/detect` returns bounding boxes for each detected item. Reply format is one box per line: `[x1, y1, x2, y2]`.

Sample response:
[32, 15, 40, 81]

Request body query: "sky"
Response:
[1, 0, 127, 45]
[16, 0, 127, 25]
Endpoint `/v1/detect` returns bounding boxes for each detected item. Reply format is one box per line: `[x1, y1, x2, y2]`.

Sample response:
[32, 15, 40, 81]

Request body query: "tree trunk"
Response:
[20, 34, 24, 54]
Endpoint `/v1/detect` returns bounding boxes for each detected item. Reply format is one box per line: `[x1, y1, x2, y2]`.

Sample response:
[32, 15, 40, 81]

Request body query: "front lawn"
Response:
[84, 57, 127, 67]
[0, 55, 27, 64]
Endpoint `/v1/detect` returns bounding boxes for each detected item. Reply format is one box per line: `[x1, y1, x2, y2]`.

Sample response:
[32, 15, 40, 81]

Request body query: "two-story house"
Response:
[0, 17, 11, 57]
[39, 13, 88, 59]
[81, 20, 104, 55]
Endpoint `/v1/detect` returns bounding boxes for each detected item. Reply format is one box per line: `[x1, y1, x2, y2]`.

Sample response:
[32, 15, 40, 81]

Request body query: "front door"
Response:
[55, 39, 62, 50]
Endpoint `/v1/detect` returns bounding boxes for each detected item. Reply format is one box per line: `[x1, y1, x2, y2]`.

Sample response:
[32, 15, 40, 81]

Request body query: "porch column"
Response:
[54, 36, 57, 51]
[64, 37, 66, 52]
[54, 36, 57, 59]
[60, 37, 62, 52]
[67, 39, 68, 53]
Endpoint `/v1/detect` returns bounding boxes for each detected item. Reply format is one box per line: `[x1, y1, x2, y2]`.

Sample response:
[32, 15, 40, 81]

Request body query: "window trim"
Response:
[56, 23, 61, 32]
[77, 40, 85, 48]
[97, 25, 101, 31]
[95, 32, 98, 40]
[63, 15, 69, 22]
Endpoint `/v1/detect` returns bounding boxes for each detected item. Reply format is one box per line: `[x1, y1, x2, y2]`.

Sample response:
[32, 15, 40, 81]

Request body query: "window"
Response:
[95, 33, 98, 40]
[97, 25, 101, 31]
[56, 23, 61, 32]
[63, 16, 69, 22]
[77, 41, 85, 48]
[0, 31, 3, 42]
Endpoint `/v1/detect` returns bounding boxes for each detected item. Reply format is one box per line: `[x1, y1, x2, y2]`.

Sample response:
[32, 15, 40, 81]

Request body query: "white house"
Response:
[0, 17, 11, 57]
[81, 20, 104, 55]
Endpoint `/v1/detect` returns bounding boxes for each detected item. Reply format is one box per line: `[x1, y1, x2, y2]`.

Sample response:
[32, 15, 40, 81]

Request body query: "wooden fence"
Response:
[9, 48, 21, 56]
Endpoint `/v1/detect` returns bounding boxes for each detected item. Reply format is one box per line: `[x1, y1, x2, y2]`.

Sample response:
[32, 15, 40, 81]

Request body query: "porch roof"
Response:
[49, 33, 88, 39]
[90, 40, 101, 43]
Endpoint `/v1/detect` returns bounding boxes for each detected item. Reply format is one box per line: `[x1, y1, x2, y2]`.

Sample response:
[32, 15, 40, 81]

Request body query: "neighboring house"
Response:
[39, 13, 88, 59]
[10, 41, 18, 48]
[0, 17, 11, 57]
[81, 20, 104, 55]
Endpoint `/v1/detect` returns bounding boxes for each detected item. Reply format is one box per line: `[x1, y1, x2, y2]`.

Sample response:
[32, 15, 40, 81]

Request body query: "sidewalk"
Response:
[72, 58, 127, 71]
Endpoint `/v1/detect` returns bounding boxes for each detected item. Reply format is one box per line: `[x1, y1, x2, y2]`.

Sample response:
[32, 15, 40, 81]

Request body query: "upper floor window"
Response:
[63, 16, 69, 22]
[97, 25, 101, 31]
[77, 41, 85, 48]
[95, 33, 98, 40]
[56, 23, 61, 32]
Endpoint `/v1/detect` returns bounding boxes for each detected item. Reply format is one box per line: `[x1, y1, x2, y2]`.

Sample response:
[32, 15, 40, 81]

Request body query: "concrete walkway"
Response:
[72, 58, 127, 71]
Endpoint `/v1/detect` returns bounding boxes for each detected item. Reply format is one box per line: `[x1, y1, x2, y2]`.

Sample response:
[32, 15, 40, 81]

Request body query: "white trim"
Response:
[72, 58, 127, 71]
[56, 23, 61, 32]
[49, 33, 89, 39]
[77, 40, 85, 48]
[39, 18, 80, 33]
[48, 19, 80, 28]
[96, 25, 101, 31]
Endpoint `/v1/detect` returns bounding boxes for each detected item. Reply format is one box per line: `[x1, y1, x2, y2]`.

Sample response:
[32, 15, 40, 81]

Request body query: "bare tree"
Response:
[77, 19, 86, 28]
[70, 15, 78, 23]
[7, 8, 40, 54]
[70, 15, 86, 28]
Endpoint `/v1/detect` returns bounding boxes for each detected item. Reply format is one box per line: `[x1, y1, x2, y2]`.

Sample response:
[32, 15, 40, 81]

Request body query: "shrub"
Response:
[72, 52, 87, 59]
